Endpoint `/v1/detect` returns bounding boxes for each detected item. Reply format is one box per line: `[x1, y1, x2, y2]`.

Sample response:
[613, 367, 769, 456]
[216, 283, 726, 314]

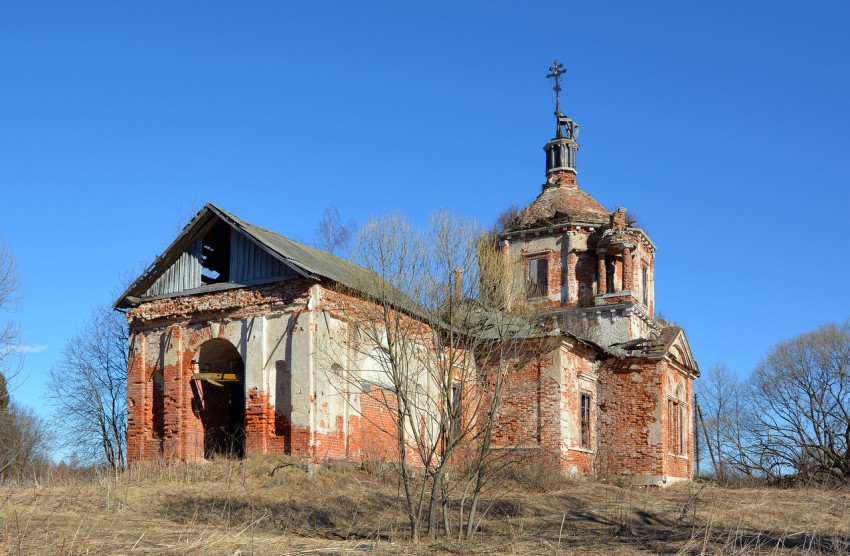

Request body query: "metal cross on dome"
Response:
[547, 60, 566, 97]
[546, 60, 578, 141]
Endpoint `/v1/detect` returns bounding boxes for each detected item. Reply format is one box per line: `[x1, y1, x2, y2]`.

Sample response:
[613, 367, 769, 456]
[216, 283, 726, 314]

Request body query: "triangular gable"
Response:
[116, 203, 420, 318]
[114, 204, 305, 309]
[664, 328, 699, 375]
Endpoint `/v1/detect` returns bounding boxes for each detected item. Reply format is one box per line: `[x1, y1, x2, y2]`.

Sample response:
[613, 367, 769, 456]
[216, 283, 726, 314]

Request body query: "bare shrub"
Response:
[495, 204, 523, 233]
[496, 449, 574, 493]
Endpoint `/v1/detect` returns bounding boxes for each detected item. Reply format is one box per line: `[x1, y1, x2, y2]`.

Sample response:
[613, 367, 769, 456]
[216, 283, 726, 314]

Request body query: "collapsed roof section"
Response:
[609, 326, 700, 376]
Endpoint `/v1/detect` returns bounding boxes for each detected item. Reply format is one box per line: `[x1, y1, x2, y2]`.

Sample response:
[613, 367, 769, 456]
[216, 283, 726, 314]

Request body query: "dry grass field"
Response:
[0, 456, 848, 555]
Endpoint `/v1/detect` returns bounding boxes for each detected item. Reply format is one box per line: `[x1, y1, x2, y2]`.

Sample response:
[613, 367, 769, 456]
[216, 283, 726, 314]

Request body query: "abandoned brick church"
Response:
[116, 66, 699, 486]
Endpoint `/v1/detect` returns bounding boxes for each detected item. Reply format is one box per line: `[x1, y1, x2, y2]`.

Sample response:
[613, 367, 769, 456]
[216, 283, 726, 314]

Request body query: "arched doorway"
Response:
[194, 339, 245, 458]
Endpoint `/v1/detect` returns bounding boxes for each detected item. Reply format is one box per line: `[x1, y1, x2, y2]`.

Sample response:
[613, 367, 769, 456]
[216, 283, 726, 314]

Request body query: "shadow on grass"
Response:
[158, 483, 850, 554]
[160, 490, 402, 541]
[534, 505, 850, 555]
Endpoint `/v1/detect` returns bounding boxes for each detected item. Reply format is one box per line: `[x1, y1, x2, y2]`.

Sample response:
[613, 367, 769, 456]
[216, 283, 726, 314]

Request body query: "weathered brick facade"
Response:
[118, 97, 699, 485]
[490, 161, 698, 484]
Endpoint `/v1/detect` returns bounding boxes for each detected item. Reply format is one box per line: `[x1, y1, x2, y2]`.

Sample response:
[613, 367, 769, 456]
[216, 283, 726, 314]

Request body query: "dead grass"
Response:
[0, 457, 848, 555]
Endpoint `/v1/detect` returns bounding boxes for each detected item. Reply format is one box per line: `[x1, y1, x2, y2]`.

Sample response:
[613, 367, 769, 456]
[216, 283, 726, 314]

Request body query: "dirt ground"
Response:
[1, 456, 848, 555]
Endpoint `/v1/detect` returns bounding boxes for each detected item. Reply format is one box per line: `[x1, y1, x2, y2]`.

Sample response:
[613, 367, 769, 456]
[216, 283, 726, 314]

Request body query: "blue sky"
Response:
[1, 2, 849, 424]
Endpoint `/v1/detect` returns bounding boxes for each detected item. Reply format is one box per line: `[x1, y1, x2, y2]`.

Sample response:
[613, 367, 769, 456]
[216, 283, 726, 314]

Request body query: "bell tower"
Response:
[498, 60, 661, 345]
[544, 60, 579, 178]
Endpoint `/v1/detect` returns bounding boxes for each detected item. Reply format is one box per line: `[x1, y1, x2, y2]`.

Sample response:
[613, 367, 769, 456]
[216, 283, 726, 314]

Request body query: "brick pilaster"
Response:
[597, 251, 606, 295]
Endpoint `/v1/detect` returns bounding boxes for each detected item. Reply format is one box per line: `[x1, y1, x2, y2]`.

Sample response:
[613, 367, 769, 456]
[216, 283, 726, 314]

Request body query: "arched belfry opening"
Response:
[193, 338, 246, 459]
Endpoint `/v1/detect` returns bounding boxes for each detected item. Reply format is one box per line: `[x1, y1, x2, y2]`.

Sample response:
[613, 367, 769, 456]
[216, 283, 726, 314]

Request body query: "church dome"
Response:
[514, 174, 610, 229]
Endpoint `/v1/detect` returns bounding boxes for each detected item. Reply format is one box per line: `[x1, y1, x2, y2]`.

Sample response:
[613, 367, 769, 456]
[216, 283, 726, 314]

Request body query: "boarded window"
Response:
[580, 393, 591, 448]
[527, 258, 548, 297]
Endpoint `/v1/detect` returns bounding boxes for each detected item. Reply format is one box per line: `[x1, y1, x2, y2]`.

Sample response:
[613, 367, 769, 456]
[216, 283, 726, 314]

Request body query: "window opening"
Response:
[642, 266, 649, 305]
[527, 257, 548, 297]
[669, 398, 681, 454]
[451, 384, 462, 441]
[605, 260, 615, 294]
[580, 393, 591, 448]
[593, 259, 599, 294]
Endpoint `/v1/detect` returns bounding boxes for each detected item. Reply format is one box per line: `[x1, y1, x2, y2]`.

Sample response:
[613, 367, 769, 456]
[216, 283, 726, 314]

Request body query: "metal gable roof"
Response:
[206, 204, 383, 291]
[114, 203, 402, 311]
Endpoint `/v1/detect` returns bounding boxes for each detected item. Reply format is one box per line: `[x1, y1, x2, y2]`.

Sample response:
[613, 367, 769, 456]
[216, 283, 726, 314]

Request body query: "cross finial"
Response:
[547, 60, 566, 96]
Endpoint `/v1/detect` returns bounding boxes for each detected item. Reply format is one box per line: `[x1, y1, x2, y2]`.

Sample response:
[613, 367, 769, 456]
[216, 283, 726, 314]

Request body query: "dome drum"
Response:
[545, 137, 578, 175]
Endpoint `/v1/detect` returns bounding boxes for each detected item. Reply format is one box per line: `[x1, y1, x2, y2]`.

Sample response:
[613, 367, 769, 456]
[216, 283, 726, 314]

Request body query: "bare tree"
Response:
[47, 306, 128, 470]
[0, 402, 49, 479]
[0, 241, 20, 382]
[328, 211, 429, 539]
[314, 205, 357, 255]
[0, 242, 49, 479]
[738, 320, 850, 483]
[319, 210, 549, 540]
[695, 362, 752, 481]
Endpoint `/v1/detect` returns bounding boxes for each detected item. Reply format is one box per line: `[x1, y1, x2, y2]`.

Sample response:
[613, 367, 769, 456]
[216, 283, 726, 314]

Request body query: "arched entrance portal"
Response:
[194, 339, 245, 458]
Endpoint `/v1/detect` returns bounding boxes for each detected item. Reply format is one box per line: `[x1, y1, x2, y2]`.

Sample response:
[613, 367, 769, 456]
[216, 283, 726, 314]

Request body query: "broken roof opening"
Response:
[201, 219, 231, 285]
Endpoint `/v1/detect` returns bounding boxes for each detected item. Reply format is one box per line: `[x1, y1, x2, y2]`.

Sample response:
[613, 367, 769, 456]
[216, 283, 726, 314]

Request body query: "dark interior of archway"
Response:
[196, 339, 245, 458]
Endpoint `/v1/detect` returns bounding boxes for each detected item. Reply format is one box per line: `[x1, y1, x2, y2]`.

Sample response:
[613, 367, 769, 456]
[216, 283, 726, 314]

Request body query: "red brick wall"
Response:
[126, 277, 694, 484]
[489, 352, 550, 449]
[574, 250, 597, 301]
[595, 357, 694, 482]
[127, 279, 438, 465]
[661, 360, 695, 480]
[127, 280, 314, 462]
[127, 280, 313, 327]
[558, 347, 600, 474]
[596, 358, 665, 478]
